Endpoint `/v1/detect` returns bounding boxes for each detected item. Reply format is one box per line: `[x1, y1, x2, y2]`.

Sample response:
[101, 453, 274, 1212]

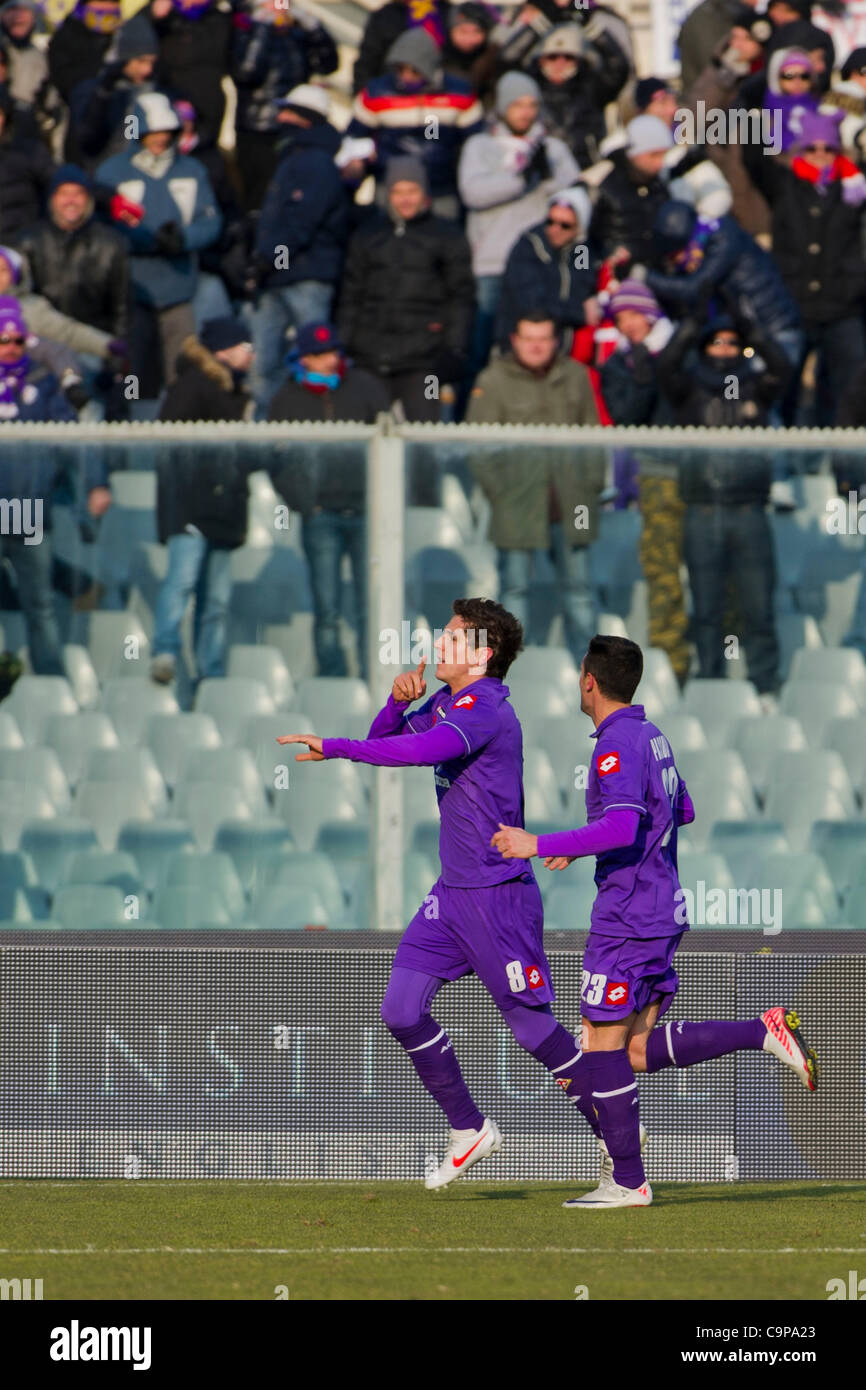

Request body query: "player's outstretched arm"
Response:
[309, 720, 467, 768]
[494, 807, 642, 865]
[277, 734, 324, 761]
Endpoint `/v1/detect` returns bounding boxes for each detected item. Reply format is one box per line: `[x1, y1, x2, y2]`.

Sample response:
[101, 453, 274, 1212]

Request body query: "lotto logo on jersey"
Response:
[527, 964, 544, 990]
[454, 694, 477, 709]
[605, 981, 629, 1006]
[597, 752, 620, 777]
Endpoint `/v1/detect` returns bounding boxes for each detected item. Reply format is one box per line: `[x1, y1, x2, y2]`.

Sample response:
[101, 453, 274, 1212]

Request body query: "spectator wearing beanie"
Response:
[600, 279, 689, 685]
[495, 185, 599, 351]
[750, 16, 835, 102]
[96, 89, 222, 404]
[48, 0, 121, 108]
[441, 2, 499, 102]
[231, 0, 338, 213]
[269, 321, 389, 679]
[492, 0, 633, 77]
[337, 154, 475, 422]
[249, 82, 348, 409]
[677, 0, 762, 95]
[152, 315, 256, 690]
[149, 0, 232, 152]
[632, 75, 679, 123]
[0, 240, 124, 373]
[67, 10, 159, 169]
[758, 110, 866, 425]
[457, 70, 579, 391]
[353, 0, 450, 95]
[0, 80, 53, 240]
[348, 28, 483, 219]
[589, 114, 673, 266]
[528, 21, 629, 168]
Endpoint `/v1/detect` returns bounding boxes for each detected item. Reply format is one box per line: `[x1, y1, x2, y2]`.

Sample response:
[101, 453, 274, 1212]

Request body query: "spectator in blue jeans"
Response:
[249, 82, 348, 409]
[151, 315, 255, 689]
[268, 321, 390, 677]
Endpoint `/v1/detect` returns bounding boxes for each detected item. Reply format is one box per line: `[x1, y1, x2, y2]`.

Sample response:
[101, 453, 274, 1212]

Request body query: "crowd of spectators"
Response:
[6, 0, 866, 699]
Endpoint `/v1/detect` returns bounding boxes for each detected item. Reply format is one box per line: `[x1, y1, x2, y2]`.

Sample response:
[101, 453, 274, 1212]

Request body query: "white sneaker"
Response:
[425, 1117, 502, 1190]
[761, 1006, 818, 1091]
[563, 1179, 653, 1209]
[598, 1123, 648, 1192]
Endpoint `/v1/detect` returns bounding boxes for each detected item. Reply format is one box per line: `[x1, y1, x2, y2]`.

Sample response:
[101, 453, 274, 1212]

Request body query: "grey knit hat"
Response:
[495, 71, 541, 115]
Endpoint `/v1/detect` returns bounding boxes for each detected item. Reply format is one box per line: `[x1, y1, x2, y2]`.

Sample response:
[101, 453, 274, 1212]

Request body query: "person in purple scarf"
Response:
[763, 45, 818, 150]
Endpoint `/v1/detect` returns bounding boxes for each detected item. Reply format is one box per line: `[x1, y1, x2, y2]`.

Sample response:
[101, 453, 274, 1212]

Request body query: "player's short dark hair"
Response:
[583, 634, 643, 703]
[452, 597, 524, 680]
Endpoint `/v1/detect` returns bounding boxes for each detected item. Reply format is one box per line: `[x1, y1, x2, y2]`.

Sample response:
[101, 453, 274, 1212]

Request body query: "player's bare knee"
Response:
[627, 1032, 649, 1072]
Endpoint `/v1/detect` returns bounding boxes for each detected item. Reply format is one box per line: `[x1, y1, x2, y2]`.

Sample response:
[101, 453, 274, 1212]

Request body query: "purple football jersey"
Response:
[586, 704, 690, 939]
[323, 678, 528, 889]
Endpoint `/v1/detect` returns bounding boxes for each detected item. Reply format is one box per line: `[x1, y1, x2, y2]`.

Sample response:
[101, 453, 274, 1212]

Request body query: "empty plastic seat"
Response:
[350, 850, 437, 926]
[146, 712, 222, 787]
[506, 681, 574, 720]
[410, 819, 440, 865]
[676, 850, 736, 904]
[405, 506, 464, 558]
[0, 747, 71, 811]
[161, 851, 245, 920]
[64, 849, 142, 898]
[172, 783, 256, 851]
[676, 749, 758, 814]
[227, 645, 294, 708]
[821, 717, 866, 798]
[229, 546, 312, 626]
[809, 820, 866, 903]
[708, 820, 791, 880]
[81, 748, 167, 812]
[250, 884, 332, 930]
[730, 715, 809, 800]
[46, 713, 119, 789]
[0, 849, 35, 891]
[656, 714, 708, 753]
[95, 504, 158, 590]
[745, 851, 841, 926]
[544, 880, 597, 931]
[0, 711, 23, 748]
[0, 783, 57, 850]
[536, 852, 596, 905]
[788, 646, 866, 694]
[637, 648, 681, 710]
[62, 644, 100, 709]
[296, 678, 371, 727]
[116, 820, 196, 893]
[75, 783, 155, 850]
[176, 747, 267, 811]
[80, 611, 152, 684]
[195, 678, 275, 745]
[19, 817, 98, 890]
[780, 680, 862, 743]
[764, 787, 856, 853]
[260, 851, 346, 923]
[152, 883, 234, 930]
[100, 678, 179, 745]
[399, 767, 440, 835]
[795, 544, 863, 646]
[4, 676, 78, 744]
[107, 469, 156, 508]
[514, 645, 580, 693]
[213, 819, 295, 895]
[681, 679, 762, 748]
[523, 747, 563, 819]
[765, 750, 856, 813]
[51, 883, 128, 929]
[314, 821, 370, 895]
[278, 772, 363, 852]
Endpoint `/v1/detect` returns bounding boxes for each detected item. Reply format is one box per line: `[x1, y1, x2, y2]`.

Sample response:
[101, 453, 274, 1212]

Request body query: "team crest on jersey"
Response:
[605, 981, 629, 1006]
[454, 694, 477, 709]
[527, 964, 544, 989]
[597, 751, 620, 777]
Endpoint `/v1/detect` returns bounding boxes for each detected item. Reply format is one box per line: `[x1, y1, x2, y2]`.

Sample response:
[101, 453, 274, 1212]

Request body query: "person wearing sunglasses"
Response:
[761, 47, 819, 152]
[495, 186, 600, 353]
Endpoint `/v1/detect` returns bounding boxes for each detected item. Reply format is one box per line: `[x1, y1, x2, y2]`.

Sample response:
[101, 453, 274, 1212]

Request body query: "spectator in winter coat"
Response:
[149, 0, 232, 151]
[0, 0, 60, 142]
[529, 22, 629, 168]
[68, 11, 158, 170]
[48, 0, 121, 107]
[758, 111, 866, 424]
[493, 0, 633, 77]
[467, 310, 603, 660]
[337, 155, 475, 421]
[230, 0, 338, 212]
[349, 28, 483, 218]
[353, 0, 450, 94]
[656, 310, 791, 699]
[0, 83, 53, 240]
[0, 241, 126, 374]
[440, 2, 499, 104]
[269, 321, 390, 678]
[589, 114, 673, 265]
[173, 95, 240, 324]
[152, 314, 254, 688]
[677, 0, 762, 94]
[250, 83, 348, 409]
[0, 295, 110, 673]
[599, 279, 688, 684]
[495, 184, 599, 350]
[457, 70, 579, 391]
[96, 89, 221, 401]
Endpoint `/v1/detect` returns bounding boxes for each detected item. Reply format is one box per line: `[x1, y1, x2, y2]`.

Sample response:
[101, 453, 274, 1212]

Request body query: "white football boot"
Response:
[425, 1117, 502, 1190]
[597, 1123, 649, 1193]
[761, 1006, 818, 1091]
[563, 1179, 653, 1210]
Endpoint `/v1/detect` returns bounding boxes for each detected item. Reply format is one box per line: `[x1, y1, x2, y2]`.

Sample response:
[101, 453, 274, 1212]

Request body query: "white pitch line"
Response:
[1, 1247, 866, 1256]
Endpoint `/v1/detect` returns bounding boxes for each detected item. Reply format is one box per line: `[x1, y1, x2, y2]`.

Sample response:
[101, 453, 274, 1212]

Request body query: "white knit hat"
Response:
[275, 83, 331, 119]
[548, 186, 592, 233]
[625, 114, 674, 156]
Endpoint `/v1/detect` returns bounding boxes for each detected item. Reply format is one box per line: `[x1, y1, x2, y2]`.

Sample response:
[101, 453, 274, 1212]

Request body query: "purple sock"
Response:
[532, 1023, 601, 1139]
[389, 1015, 484, 1131]
[580, 1049, 645, 1189]
[645, 1018, 766, 1074]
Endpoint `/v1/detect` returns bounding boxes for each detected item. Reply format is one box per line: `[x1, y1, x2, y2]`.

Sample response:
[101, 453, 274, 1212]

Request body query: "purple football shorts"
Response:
[579, 931, 684, 1022]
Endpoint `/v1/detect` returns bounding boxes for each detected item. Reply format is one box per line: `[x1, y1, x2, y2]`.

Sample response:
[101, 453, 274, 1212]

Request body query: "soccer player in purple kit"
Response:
[493, 634, 819, 1209]
[279, 598, 615, 1190]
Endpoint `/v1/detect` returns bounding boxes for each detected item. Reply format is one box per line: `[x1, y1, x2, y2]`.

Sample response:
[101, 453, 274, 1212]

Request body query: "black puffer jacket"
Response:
[761, 160, 866, 325]
[231, 15, 338, 136]
[159, 335, 252, 425]
[15, 213, 129, 339]
[269, 367, 390, 513]
[590, 149, 669, 262]
[0, 126, 54, 240]
[656, 316, 790, 503]
[154, 4, 232, 148]
[530, 35, 629, 168]
[337, 208, 475, 377]
[47, 14, 115, 103]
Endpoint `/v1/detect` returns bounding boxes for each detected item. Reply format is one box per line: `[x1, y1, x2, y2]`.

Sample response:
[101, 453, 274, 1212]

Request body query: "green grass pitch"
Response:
[1, 1181, 864, 1300]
